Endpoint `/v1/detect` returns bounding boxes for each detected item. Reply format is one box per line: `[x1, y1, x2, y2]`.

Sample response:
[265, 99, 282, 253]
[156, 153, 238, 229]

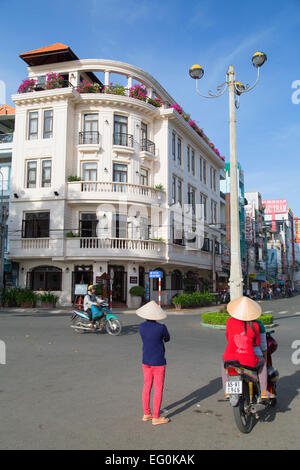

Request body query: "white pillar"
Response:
[104, 71, 110, 86]
[127, 76, 133, 89]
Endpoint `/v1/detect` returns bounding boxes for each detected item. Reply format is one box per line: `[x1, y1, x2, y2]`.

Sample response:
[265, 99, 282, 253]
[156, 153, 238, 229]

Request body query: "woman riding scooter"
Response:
[84, 285, 104, 327]
[221, 296, 275, 400]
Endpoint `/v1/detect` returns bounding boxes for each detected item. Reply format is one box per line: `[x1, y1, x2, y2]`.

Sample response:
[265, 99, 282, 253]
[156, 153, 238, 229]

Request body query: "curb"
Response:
[201, 322, 277, 330]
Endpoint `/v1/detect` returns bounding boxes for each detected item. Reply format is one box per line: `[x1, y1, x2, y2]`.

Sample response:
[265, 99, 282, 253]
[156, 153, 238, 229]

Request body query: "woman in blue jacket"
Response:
[137, 301, 170, 425]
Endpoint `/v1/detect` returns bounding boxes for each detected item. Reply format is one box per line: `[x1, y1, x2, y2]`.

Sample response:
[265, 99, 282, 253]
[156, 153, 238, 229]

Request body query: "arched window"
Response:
[171, 270, 183, 290]
[152, 268, 166, 291]
[27, 266, 62, 291]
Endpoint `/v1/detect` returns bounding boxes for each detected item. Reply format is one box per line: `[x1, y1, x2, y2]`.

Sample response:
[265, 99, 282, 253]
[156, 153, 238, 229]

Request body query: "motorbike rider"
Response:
[222, 296, 275, 400]
[84, 285, 104, 327]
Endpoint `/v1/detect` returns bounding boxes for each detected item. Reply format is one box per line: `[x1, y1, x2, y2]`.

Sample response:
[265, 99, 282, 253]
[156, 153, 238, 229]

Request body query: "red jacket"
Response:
[223, 317, 261, 367]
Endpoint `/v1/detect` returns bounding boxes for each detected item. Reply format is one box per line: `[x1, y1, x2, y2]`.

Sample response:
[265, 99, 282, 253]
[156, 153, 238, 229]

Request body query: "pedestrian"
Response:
[268, 287, 273, 300]
[137, 300, 170, 425]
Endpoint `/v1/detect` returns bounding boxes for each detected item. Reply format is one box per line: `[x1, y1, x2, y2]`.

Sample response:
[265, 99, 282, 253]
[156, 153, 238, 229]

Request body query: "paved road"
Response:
[0, 297, 299, 450]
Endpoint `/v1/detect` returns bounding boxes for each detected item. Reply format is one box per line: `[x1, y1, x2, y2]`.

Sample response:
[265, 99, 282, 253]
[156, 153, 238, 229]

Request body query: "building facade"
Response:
[244, 191, 266, 291]
[9, 43, 225, 306]
[263, 199, 296, 287]
[0, 105, 18, 287]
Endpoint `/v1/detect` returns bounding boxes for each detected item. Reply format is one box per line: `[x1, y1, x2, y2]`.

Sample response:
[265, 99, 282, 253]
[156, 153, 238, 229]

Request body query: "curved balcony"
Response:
[66, 237, 166, 261]
[67, 181, 165, 206]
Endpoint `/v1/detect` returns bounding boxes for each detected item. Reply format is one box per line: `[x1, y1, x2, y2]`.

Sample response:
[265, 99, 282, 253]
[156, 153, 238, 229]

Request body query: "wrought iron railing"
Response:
[113, 133, 134, 147]
[141, 138, 155, 154]
[79, 131, 100, 145]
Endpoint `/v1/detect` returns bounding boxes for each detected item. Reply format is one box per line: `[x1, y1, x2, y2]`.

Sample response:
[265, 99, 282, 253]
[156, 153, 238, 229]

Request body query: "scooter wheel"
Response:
[233, 383, 256, 433]
[105, 318, 122, 336]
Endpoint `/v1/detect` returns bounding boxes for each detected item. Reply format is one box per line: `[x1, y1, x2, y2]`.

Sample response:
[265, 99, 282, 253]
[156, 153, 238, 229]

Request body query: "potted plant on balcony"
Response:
[129, 285, 145, 309]
[103, 83, 126, 96]
[77, 80, 101, 93]
[45, 72, 64, 89]
[17, 78, 36, 93]
[129, 84, 147, 101]
[169, 103, 183, 114]
[147, 97, 162, 108]
[68, 176, 82, 182]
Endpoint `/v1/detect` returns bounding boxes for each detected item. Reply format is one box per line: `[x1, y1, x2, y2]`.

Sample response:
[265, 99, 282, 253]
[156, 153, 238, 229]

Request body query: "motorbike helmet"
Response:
[87, 284, 96, 292]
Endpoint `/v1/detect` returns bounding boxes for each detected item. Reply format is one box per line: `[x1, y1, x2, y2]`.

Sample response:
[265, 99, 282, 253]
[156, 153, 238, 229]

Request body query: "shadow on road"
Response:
[259, 370, 300, 424]
[164, 377, 222, 418]
[275, 370, 300, 413]
[121, 324, 140, 336]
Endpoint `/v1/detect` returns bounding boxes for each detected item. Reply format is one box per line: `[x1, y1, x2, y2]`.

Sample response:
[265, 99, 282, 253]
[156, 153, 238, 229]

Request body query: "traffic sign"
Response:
[149, 271, 163, 279]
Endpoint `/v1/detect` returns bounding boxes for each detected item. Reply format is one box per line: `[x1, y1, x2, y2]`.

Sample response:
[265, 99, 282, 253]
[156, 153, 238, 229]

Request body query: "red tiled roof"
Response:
[20, 43, 70, 57]
[0, 104, 15, 115]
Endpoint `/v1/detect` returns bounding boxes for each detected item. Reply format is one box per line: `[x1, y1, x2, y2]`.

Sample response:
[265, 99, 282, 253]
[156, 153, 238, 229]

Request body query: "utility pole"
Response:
[0, 171, 8, 306]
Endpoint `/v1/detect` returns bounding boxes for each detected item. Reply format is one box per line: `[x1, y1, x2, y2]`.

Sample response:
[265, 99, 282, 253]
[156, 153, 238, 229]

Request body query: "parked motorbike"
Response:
[70, 301, 122, 336]
[224, 330, 279, 433]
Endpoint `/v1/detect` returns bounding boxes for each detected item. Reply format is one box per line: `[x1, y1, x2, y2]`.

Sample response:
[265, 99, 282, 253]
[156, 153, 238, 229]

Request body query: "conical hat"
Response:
[227, 296, 262, 321]
[136, 300, 167, 320]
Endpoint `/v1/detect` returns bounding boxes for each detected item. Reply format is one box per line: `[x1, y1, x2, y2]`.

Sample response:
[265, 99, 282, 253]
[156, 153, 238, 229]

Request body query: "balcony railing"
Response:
[18, 77, 73, 94]
[77, 181, 164, 199]
[0, 133, 13, 144]
[141, 138, 155, 154]
[78, 237, 163, 252]
[79, 131, 100, 145]
[113, 133, 134, 147]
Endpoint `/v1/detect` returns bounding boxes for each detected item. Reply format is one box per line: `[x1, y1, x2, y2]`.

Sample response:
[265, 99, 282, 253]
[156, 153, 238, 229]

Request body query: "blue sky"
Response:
[1, 0, 300, 215]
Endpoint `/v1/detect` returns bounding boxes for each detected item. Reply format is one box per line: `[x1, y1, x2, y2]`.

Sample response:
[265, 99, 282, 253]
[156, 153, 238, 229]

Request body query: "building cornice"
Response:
[12, 87, 78, 106]
[160, 108, 225, 169]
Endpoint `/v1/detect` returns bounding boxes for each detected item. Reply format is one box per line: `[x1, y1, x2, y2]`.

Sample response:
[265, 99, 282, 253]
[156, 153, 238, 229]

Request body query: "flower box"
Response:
[129, 84, 147, 101]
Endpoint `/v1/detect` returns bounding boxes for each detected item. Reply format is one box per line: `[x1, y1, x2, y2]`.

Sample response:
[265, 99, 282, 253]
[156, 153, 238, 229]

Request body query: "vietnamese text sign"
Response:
[262, 199, 287, 214]
[295, 217, 300, 243]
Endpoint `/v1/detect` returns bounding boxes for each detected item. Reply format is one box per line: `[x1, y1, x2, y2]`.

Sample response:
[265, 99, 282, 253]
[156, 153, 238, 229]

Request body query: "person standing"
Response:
[268, 287, 273, 300]
[137, 301, 170, 425]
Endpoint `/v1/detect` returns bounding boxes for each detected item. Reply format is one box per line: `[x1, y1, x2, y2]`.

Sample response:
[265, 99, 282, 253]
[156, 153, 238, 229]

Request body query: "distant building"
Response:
[0, 105, 18, 286]
[244, 191, 266, 291]
[220, 161, 246, 280]
[263, 199, 296, 287]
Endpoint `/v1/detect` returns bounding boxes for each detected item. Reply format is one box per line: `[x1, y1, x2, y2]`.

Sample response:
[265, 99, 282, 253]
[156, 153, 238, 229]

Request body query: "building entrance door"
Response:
[108, 265, 127, 305]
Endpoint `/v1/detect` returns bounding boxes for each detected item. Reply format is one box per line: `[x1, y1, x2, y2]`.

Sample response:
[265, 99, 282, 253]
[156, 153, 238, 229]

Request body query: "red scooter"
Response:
[224, 330, 279, 433]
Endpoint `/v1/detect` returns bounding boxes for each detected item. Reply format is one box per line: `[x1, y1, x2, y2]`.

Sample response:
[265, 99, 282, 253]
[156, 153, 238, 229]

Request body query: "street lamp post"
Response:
[189, 52, 267, 301]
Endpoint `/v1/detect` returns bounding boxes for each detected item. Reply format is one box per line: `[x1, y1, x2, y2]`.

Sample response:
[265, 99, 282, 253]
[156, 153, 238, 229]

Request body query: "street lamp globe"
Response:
[189, 64, 204, 80]
[252, 52, 267, 68]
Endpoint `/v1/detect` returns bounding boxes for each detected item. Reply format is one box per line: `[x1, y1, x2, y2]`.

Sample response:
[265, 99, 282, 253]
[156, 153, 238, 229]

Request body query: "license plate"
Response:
[226, 380, 243, 394]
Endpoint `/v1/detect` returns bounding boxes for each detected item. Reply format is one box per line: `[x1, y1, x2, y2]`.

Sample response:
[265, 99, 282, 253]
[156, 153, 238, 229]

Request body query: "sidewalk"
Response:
[0, 304, 226, 316]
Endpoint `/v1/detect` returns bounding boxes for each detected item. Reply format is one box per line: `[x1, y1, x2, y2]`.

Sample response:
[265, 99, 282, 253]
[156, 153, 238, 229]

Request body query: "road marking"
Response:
[278, 311, 288, 314]
[264, 311, 273, 314]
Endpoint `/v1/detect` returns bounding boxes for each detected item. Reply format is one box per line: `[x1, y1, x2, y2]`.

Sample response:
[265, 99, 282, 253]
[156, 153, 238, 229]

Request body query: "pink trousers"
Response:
[142, 364, 166, 419]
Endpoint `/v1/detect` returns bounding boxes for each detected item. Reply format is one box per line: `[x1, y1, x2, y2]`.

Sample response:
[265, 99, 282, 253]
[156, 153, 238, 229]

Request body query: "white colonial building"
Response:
[9, 43, 225, 306]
